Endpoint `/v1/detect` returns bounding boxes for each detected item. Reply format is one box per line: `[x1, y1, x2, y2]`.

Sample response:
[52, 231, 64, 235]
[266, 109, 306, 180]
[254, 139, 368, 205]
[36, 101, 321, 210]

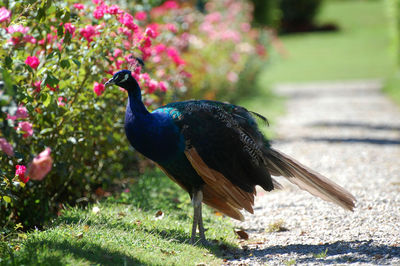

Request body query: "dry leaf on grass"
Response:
[155, 210, 164, 220]
[235, 230, 249, 240]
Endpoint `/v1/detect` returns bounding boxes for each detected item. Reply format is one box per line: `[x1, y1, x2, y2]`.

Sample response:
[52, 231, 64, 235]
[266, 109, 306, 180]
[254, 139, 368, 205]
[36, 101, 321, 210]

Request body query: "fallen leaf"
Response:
[235, 230, 249, 240]
[76, 232, 84, 239]
[117, 212, 126, 218]
[95, 187, 106, 197]
[160, 249, 175, 255]
[155, 210, 164, 220]
[83, 225, 90, 232]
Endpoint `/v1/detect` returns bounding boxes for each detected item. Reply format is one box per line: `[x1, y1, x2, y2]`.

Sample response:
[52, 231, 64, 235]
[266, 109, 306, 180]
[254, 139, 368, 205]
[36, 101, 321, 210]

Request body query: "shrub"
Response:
[248, 0, 324, 33]
[0, 0, 269, 230]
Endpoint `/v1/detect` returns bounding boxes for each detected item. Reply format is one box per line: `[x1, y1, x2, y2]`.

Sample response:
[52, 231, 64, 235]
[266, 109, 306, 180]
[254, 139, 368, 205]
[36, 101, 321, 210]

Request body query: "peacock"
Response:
[105, 69, 356, 245]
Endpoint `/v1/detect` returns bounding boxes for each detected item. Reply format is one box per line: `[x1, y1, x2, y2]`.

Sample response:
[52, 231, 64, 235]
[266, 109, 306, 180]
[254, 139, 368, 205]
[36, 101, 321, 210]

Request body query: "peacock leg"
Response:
[197, 199, 208, 245]
[190, 190, 208, 245]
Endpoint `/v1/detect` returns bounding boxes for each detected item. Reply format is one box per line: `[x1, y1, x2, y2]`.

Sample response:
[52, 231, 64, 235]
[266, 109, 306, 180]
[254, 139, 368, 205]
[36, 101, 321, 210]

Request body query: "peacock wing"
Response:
[163, 100, 276, 219]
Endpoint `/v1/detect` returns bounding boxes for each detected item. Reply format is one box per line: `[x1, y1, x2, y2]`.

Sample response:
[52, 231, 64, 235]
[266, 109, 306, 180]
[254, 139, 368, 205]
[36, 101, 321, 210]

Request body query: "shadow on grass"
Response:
[57, 209, 240, 257]
[246, 240, 400, 264]
[16, 238, 141, 265]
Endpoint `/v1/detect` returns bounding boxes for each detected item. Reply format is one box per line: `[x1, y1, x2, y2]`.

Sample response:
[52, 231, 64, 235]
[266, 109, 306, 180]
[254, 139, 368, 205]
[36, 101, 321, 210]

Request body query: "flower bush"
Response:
[0, 0, 270, 229]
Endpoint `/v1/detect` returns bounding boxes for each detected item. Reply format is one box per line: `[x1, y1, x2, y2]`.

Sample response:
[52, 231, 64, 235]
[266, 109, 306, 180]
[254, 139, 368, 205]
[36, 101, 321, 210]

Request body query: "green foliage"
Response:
[0, 0, 271, 233]
[313, 248, 328, 259]
[249, 0, 324, 32]
[1, 169, 239, 265]
[280, 0, 323, 31]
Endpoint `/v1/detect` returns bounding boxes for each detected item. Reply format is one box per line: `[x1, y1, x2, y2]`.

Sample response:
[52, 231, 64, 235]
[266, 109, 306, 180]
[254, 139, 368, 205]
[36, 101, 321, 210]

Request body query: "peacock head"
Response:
[105, 70, 137, 91]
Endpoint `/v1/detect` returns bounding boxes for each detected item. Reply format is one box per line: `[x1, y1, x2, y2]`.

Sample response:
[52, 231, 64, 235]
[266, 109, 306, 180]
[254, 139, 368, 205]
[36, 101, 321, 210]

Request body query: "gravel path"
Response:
[229, 80, 400, 265]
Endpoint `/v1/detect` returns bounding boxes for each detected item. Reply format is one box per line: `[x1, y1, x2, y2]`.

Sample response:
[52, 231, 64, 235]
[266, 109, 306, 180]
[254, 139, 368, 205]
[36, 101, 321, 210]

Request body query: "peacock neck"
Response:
[126, 80, 149, 116]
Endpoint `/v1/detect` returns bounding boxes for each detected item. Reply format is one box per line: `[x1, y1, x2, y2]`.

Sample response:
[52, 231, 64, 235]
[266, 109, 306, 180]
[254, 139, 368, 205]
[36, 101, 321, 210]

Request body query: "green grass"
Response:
[383, 72, 400, 106]
[1, 169, 241, 265]
[262, 0, 397, 84]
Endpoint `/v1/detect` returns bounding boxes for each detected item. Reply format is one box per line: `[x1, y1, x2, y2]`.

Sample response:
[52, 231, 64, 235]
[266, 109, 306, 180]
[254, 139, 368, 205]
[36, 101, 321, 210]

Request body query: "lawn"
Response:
[1, 169, 242, 265]
[260, 0, 397, 84]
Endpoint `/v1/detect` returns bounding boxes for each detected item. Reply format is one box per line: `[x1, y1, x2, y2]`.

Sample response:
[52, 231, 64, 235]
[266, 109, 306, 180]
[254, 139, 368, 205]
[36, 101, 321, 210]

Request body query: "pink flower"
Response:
[33, 81, 41, 93]
[147, 79, 158, 94]
[119, 13, 138, 31]
[134, 11, 147, 21]
[93, 82, 105, 96]
[46, 84, 59, 91]
[147, 23, 159, 37]
[145, 27, 156, 38]
[142, 36, 151, 48]
[16, 106, 29, 119]
[205, 12, 222, 24]
[15, 165, 29, 183]
[163, 0, 179, 9]
[7, 106, 28, 121]
[73, 3, 85, 10]
[64, 23, 76, 35]
[0, 138, 14, 157]
[159, 81, 168, 92]
[25, 56, 40, 69]
[227, 71, 238, 83]
[93, 4, 106, 19]
[18, 121, 33, 138]
[7, 24, 29, 34]
[79, 24, 99, 43]
[113, 48, 122, 58]
[166, 23, 177, 33]
[107, 5, 121, 15]
[23, 35, 36, 44]
[57, 96, 67, 107]
[166, 47, 185, 66]
[154, 44, 166, 54]
[27, 148, 53, 181]
[0, 7, 11, 23]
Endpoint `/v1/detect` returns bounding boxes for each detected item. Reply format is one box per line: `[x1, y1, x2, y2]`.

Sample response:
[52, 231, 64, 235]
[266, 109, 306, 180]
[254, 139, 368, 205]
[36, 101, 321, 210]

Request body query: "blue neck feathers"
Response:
[123, 75, 184, 162]
[123, 77, 149, 115]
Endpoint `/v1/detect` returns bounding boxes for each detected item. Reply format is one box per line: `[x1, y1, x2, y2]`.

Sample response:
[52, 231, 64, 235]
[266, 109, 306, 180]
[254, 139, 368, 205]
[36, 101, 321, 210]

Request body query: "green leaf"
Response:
[61, 7, 70, 23]
[44, 73, 59, 87]
[60, 59, 70, 69]
[64, 30, 71, 45]
[3, 195, 11, 203]
[40, 128, 54, 134]
[43, 94, 52, 107]
[57, 25, 64, 37]
[5, 56, 12, 69]
[1, 68, 14, 97]
[72, 59, 81, 67]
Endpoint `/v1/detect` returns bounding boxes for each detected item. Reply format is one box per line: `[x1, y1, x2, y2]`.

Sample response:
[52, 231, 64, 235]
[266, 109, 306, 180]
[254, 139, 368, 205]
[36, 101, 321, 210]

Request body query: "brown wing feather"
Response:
[202, 184, 244, 221]
[184, 147, 255, 220]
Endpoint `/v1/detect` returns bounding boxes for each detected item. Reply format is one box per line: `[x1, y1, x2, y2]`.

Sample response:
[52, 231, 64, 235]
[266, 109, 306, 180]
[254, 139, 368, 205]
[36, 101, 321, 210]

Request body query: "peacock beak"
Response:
[104, 77, 115, 86]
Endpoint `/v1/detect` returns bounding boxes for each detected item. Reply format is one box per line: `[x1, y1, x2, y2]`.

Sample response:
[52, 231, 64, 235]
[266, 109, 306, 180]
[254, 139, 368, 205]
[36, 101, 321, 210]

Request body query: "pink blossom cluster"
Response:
[27, 148, 53, 181]
[13, 148, 53, 183]
[0, 6, 11, 23]
[6, 105, 33, 138]
[0, 138, 14, 156]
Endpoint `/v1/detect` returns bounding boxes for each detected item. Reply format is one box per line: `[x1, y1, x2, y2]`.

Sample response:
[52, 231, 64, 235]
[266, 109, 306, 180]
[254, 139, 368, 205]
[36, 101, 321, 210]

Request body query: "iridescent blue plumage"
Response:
[105, 69, 356, 245]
